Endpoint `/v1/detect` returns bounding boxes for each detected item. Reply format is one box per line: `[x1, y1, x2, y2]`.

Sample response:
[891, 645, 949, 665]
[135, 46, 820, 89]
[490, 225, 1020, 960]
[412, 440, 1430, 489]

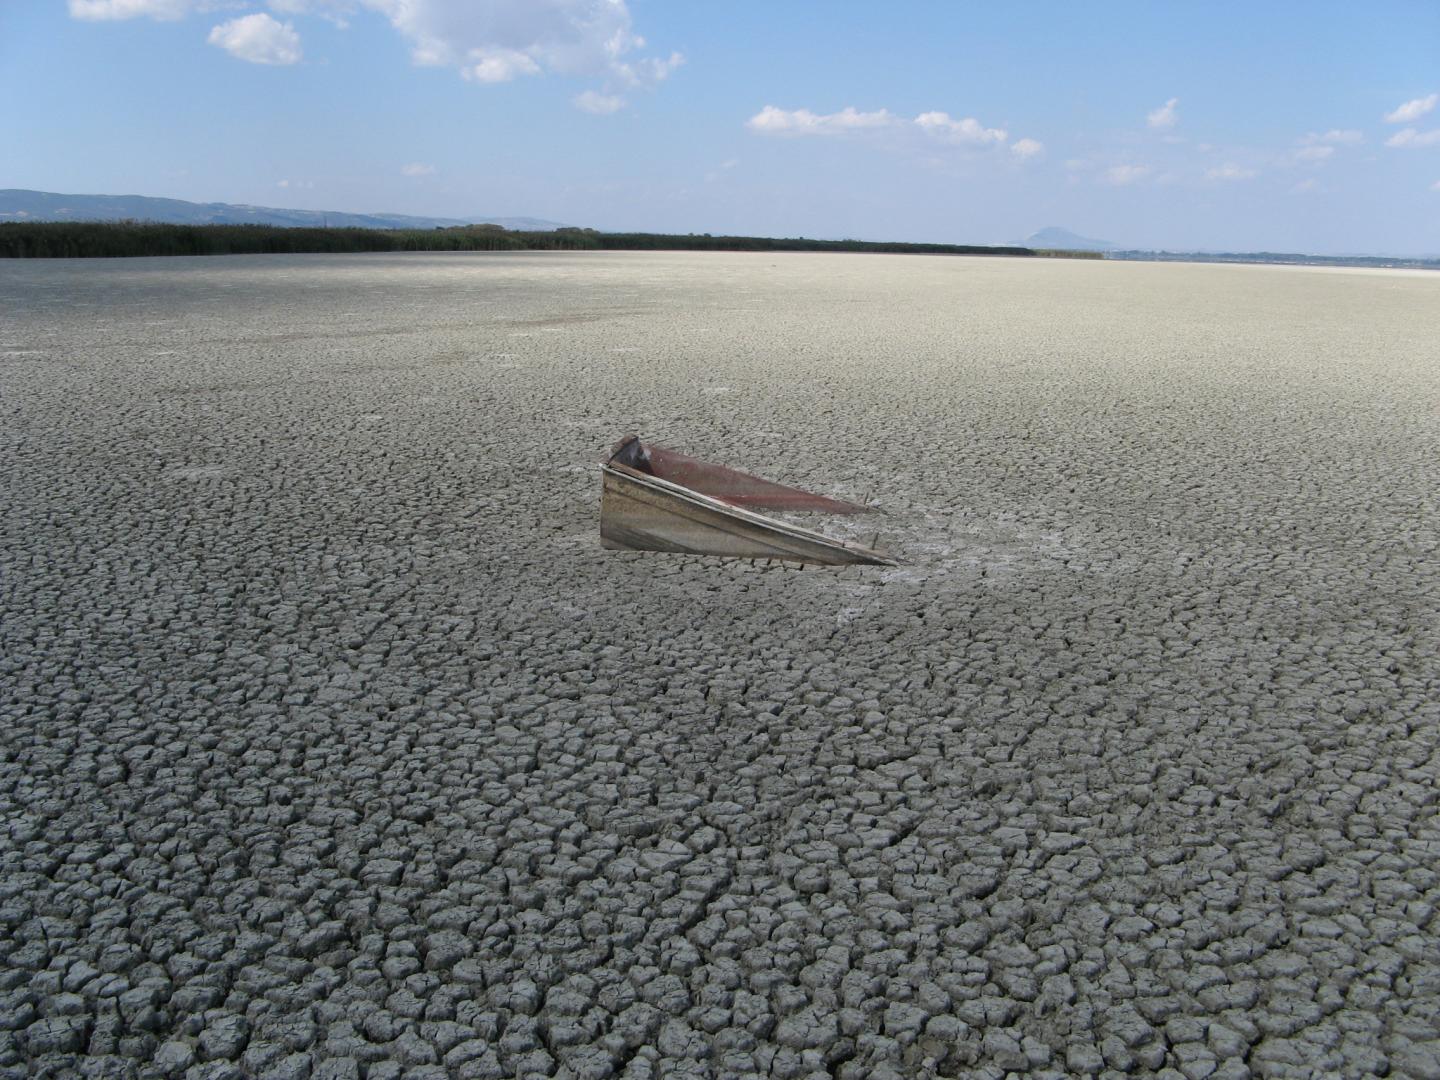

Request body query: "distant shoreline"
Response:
[1108, 250, 1440, 272]
[0, 222, 1062, 260]
[2, 222, 1429, 269]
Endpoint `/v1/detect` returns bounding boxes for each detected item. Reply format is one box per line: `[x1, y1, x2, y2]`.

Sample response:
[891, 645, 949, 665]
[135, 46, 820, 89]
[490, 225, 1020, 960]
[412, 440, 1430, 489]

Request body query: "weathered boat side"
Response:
[600, 462, 895, 566]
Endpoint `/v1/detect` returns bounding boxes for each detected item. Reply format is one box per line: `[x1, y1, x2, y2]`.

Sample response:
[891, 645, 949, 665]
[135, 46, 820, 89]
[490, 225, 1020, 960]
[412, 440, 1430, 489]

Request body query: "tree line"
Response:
[0, 221, 1049, 259]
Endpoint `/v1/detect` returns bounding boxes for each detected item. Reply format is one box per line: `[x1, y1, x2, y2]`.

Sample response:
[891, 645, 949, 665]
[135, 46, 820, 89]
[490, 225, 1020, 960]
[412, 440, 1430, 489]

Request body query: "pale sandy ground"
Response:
[1, 251, 1438, 1079]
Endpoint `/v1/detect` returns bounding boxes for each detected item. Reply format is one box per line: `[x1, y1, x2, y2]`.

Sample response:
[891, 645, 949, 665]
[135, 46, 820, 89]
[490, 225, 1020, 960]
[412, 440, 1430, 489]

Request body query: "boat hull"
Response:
[600, 464, 894, 566]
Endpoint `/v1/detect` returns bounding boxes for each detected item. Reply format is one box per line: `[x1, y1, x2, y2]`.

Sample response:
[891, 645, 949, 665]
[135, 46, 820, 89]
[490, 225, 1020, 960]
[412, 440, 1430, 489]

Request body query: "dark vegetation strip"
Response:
[0, 221, 1042, 259]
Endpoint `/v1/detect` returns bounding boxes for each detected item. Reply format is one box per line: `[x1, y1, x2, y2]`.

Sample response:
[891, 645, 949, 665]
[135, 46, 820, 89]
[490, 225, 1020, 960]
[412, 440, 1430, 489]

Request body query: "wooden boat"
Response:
[600, 435, 896, 566]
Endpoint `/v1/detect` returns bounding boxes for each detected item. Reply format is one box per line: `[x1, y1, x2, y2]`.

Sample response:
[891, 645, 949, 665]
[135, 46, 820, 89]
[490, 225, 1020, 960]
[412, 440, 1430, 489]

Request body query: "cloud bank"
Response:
[747, 105, 1041, 158]
[747, 106, 896, 136]
[362, 0, 681, 101]
[68, 0, 680, 110]
[914, 111, 1007, 145]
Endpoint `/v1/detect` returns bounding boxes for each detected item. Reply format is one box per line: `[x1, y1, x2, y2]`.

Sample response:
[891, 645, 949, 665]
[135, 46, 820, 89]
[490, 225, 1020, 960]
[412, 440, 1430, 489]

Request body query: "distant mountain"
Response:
[0, 189, 569, 232]
[1024, 226, 1116, 251]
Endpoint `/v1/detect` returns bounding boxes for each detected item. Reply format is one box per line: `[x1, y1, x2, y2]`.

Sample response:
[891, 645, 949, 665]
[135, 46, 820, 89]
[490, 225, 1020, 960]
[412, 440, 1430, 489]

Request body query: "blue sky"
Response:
[5, 1, 1440, 252]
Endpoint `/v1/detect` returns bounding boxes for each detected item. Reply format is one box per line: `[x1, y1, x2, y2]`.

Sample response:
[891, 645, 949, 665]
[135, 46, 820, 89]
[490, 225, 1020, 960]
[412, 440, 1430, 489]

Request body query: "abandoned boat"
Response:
[600, 435, 896, 566]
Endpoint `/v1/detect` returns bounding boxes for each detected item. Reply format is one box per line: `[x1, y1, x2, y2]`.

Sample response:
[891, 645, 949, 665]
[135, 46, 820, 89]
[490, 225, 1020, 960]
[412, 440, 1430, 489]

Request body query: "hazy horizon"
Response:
[6, 3, 1440, 255]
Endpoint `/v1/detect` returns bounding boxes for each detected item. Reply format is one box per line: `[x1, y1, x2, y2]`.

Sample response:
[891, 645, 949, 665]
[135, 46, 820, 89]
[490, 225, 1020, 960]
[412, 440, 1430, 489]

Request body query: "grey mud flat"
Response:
[1, 251, 1437, 1080]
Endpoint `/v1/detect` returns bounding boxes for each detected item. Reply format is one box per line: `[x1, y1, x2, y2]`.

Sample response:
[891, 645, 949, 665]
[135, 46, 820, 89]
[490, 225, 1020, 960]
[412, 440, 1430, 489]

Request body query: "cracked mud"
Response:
[2, 252, 1438, 1079]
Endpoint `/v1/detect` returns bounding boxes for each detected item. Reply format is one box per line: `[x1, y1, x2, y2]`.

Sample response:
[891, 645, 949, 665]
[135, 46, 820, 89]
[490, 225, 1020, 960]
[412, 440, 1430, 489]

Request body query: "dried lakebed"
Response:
[1, 252, 1438, 1079]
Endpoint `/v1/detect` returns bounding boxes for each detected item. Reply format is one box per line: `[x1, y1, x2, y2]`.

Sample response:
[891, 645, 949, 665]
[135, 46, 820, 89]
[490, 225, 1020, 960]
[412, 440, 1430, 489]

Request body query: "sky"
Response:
[5, 1, 1440, 253]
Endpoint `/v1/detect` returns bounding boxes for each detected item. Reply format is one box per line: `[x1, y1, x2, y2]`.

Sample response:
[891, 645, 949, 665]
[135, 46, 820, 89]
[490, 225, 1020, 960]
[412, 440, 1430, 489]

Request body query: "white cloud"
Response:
[1386, 127, 1440, 148]
[1384, 93, 1438, 124]
[1301, 129, 1363, 145]
[1102, 164, 1150, 186]
[73, 0, 681, 108]
[362, 0, 679, 100]
[68, 0, 194, 19]
[208, 14, 303, 64]
[747, 106, 1024, 154]
[1432, 180, 1440, 192]
[747, 105, 897, 136]
[1147, 97, 1179, 130]
[914, 111, 1007, 145]
[461, 47, 541, 82]
[401, 163, 435, 176]
[1206, 163, 1257, 180]
[1295, 145, 1334, 162]
[1291, 178, 1320, 194]
[574, 89, 624, 114]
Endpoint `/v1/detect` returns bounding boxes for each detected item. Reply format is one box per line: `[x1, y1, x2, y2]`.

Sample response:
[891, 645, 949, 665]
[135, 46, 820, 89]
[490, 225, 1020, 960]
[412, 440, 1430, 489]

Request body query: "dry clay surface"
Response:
[1, 251, 1438, 1080]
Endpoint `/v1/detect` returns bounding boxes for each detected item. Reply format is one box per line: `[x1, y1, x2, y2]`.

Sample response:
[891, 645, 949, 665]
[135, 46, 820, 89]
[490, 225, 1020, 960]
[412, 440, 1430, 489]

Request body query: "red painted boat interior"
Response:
[609, 436, 872, 515]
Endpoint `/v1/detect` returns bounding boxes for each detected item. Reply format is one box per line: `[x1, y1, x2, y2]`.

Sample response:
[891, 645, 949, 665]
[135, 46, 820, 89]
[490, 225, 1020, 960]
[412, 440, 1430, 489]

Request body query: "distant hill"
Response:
[1024, 226, 1115, 251]
[0, 189, 568, 232]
